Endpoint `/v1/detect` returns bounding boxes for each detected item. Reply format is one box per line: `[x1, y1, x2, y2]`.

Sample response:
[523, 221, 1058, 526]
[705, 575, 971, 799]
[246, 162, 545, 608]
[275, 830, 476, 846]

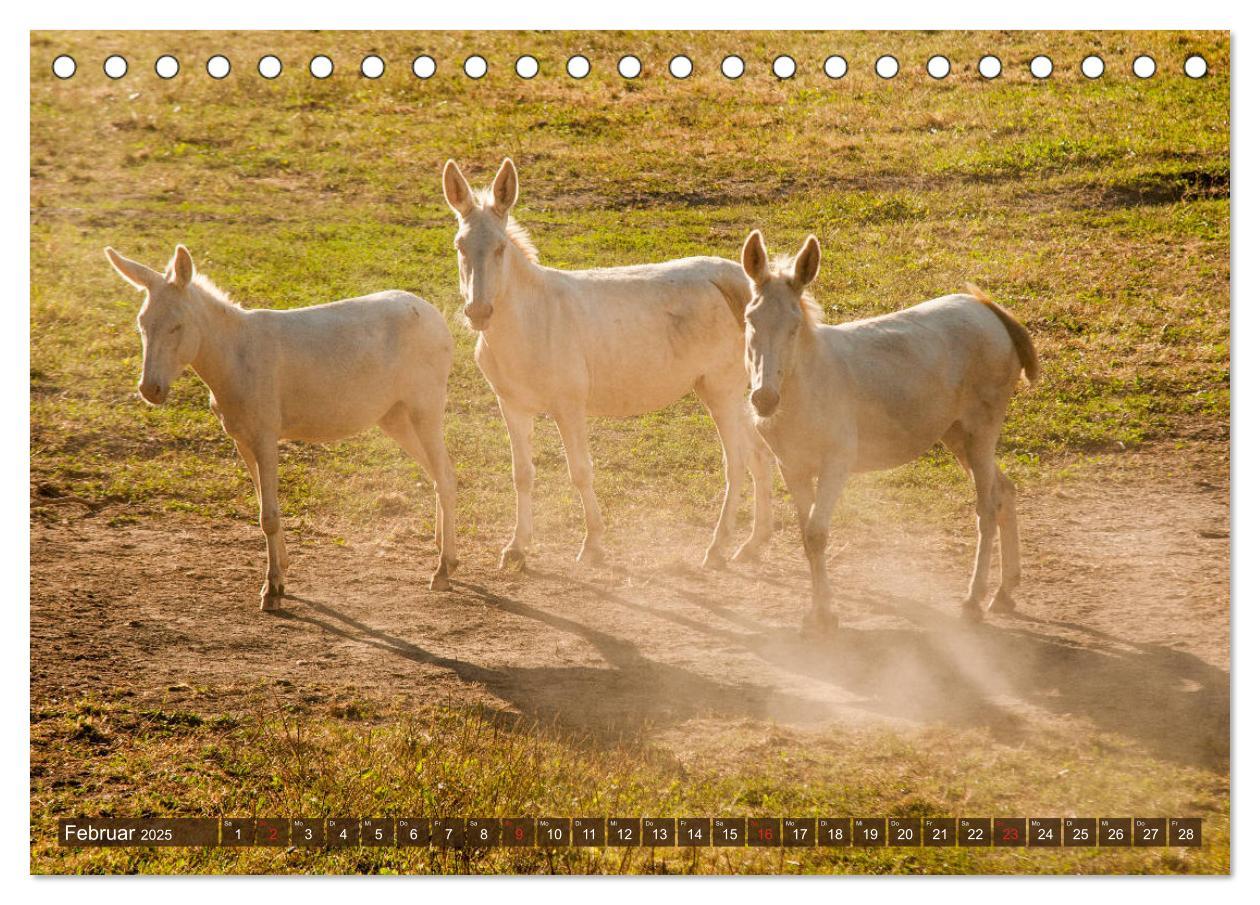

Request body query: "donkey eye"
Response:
[169, 324, 183, 335]
[494, 245, 505, 258]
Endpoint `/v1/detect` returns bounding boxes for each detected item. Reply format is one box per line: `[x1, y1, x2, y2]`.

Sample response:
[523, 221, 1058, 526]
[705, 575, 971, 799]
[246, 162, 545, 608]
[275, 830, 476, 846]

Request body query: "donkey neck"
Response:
[184, 283, 250, 398]
[779, 323, 827, 408]
[478, 245, 546, 346]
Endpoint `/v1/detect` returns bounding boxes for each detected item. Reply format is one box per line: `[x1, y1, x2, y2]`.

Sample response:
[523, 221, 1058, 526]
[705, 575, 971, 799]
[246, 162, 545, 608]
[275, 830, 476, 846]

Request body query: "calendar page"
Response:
[28, 28, 1229, 876]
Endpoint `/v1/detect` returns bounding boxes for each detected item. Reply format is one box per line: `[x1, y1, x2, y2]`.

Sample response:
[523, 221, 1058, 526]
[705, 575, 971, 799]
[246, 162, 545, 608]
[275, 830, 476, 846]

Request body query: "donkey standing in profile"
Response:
[736, 231, 1039, 632]
[106, 245, 459, 609]
[441, 158, 773, 570]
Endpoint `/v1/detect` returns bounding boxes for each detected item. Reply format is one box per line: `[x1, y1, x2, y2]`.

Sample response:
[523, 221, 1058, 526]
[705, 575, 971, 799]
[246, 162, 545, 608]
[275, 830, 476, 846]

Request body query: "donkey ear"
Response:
[491, 157, 518, 216]
[442, 159, 475, 218]
[167, 245, 194, 289]
[792, 235, 821, 289]
[741, 230, 770, 284]
[105, 247, 162, 291]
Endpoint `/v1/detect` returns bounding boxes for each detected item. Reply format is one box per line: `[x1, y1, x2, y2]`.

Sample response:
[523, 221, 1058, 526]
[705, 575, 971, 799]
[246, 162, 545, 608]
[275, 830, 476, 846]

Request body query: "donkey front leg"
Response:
[800, 462, 848, 635]
[235, 440, 288, 575]
[554, 409, 606, 565]
[498, 401, 536, 570]
[245, 438, 286, 611]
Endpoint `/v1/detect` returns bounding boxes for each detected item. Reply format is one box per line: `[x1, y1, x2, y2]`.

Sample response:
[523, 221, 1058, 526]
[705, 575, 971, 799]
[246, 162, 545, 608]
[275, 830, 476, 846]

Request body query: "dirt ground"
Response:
[29, 442, 1229, 779]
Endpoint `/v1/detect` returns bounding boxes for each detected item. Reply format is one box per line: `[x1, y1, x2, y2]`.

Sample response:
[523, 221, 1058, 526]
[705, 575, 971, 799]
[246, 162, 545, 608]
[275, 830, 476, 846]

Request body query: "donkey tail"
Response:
[966, 283, 1040, 385]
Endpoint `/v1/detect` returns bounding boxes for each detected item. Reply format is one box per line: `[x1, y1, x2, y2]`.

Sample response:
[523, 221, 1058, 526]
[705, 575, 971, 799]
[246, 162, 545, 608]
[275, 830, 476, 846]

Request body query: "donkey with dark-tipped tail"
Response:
[732, 230, 1039, 633]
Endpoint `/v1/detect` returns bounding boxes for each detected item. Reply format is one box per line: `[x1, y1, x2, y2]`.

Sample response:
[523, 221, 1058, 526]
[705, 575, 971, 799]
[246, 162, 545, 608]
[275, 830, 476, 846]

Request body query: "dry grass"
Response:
[31, 686, 1227, 874]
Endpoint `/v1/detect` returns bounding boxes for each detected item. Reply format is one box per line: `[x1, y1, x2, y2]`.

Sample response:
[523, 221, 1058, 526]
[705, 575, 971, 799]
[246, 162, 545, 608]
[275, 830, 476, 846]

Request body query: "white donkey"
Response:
[441, 158, 772, 569]
[105, 245, 459, 609]
[737, 231, 1039, 632]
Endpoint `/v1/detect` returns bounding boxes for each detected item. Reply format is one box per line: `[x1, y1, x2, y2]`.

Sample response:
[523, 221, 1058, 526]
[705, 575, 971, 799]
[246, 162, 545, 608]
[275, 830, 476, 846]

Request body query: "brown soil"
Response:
[30, 445, 1230, 774]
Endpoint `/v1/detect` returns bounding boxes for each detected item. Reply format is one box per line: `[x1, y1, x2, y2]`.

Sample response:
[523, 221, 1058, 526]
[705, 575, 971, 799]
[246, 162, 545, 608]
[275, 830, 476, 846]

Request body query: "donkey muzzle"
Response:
[750, 386, 780, 417]
[464, 302, 493, 331]
[138, 380, 168, 405]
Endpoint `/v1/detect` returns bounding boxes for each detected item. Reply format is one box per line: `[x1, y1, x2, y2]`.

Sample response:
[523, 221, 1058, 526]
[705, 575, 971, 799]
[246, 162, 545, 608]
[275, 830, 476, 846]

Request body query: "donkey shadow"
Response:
[524, 567, 1230, 773]
[280, 590, 832, 741]
[281, 562, 1227, 774]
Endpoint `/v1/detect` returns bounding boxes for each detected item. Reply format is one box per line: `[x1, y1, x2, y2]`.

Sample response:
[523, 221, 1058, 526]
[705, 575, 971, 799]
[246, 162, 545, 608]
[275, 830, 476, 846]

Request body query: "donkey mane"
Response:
[770, 254, 824, 326]
[473, 188, 539, 263]
[190, 273, 243, 308]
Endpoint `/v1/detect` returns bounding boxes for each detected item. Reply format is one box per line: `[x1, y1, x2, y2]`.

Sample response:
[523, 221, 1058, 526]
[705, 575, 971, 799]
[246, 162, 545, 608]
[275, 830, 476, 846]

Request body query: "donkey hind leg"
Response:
[695, 384, 750, 569]
[944, 423, 1000, 621]
[733, 428, 775, 563]
[410, 402, 459, 589]
[988, 468, 1021, 614]
[380, 404, 458, 592]
[245, 438, 285, 612]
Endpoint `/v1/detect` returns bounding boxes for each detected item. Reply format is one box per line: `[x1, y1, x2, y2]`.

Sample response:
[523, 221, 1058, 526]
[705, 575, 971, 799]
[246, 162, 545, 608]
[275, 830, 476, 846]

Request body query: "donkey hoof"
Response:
[429, 572, 451, 592]
[499, 548, 527, 571]
[259, 587, 284, 612]
[988, 590, 1017, 614]
[961, 599, 985, 622]
[701, 550, 726, 571]
[731, 543, 761, 564]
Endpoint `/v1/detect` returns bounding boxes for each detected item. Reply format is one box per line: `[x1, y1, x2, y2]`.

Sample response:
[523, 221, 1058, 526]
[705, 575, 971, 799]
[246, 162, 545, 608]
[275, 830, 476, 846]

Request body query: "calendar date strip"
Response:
[58, 817, 1203, 849]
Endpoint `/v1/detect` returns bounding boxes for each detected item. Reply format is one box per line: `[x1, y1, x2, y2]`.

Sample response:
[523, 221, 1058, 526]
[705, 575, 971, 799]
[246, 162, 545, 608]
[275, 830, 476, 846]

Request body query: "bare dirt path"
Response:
[30, 447, 1230, 774]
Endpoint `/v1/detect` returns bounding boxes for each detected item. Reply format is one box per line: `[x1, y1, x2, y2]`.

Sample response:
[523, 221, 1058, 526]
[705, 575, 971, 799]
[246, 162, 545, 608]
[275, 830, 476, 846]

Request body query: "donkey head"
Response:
[442, 158, 519, 331]
[105, 245, 201, 405]
[739, 230, 821, 418]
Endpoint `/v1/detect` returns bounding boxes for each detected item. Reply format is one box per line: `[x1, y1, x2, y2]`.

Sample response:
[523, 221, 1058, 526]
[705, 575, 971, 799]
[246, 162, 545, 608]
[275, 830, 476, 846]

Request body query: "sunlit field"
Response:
[31, 31, 1229, 874]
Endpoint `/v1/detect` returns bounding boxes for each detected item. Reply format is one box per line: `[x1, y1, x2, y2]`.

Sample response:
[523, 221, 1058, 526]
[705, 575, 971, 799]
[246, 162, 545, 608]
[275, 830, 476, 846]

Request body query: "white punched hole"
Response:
[618, 55, 642, 78]
[103, 54, 128, 79]
[566, 55, 590, 79]
[257, 55, 282, 79]
[464, 55, 488, 79]
[412, 55, 436, 79]
[360, 55, 385, 79]
[669, 55, 693, 79]
[926, 55, 950, 79]
[823, 55, 848, 79]
[309, 55, 333, 79]
[875, 55, 899, 79]
[154, 55, 179, 79]
[515, 55, 539, 79]
[772, 55, 796, 79]
[52, 55, 76, 79]
[206, 55, 231, 79]
[1081, 55, 1105, 79]
[1133, 55, 1156, 79]
[1030, 55, 1053, 79]
[1184, 54, 1208, 79]
[978, 55, 1002, 79]
[721, 55, 745, 79]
